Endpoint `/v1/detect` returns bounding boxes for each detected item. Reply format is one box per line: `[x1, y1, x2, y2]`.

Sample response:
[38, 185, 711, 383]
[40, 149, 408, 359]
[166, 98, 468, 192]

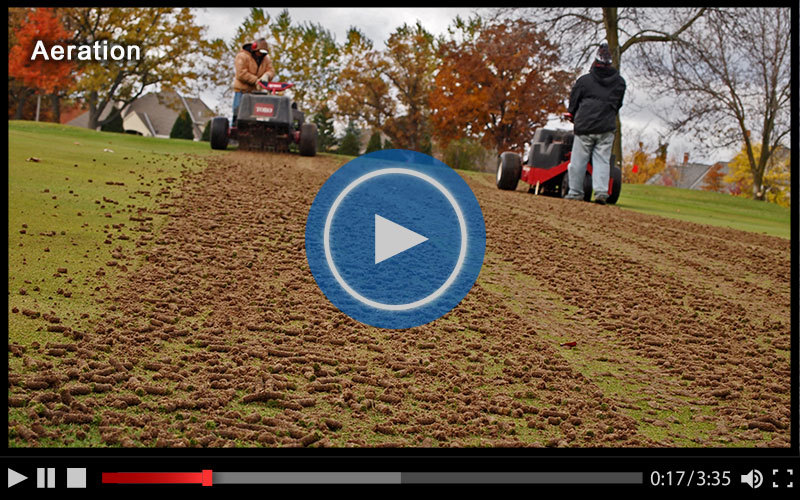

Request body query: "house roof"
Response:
[66, 91, 215, 137]
[183, 96, 216, 138]
[121, 91, 213, 137]
[688, 161, 729, 190]
[65, 104, 115, 129]
[647, 162, 712, 189]
[677, 162, 714, 190]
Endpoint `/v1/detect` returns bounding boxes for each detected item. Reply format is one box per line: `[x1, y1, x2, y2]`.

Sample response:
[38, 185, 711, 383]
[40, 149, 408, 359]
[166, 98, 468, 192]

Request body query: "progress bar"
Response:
[103, 471, 643, 485]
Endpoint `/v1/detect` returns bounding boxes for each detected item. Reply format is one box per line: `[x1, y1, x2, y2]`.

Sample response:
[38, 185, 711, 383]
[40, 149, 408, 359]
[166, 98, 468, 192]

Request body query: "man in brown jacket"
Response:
[232, 38, 275, 125]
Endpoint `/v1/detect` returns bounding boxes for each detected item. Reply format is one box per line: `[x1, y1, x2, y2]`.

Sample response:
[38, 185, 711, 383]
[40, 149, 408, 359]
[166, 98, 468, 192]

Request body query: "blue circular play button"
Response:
[305, 150, 486, 329]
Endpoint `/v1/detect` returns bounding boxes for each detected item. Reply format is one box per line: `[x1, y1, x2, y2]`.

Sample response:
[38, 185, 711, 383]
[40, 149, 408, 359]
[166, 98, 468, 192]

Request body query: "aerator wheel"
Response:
[299, 123, 317, 157]
[560, 171, 592, 201]
[210, 117, 229, 150]
[608, 165, 622, 204]
[560, 171, 570, 198]
[496, 152, 522, 190]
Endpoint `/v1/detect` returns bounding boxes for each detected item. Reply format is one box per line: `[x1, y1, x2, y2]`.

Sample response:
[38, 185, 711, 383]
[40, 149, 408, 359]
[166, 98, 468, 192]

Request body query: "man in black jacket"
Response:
[565, 43, 626, 204]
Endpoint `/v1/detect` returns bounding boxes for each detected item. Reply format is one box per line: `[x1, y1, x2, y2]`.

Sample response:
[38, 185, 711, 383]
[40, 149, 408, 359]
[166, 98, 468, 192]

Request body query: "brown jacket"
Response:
[232, 46, 275, 93]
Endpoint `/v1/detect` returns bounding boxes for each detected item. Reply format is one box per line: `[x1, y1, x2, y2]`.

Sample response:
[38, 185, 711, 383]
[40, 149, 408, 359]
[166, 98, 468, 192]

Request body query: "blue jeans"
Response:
[566, 131, 614, 199]
[232, 91, 242, 124]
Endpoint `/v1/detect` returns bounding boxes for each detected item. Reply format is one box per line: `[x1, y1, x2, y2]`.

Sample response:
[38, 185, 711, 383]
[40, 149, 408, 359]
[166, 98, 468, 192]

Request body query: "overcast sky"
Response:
[192, 7, 735, 163]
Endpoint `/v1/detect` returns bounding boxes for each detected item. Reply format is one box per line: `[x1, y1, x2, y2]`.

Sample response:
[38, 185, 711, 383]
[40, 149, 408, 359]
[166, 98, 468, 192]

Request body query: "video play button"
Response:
[8, 468, 27, 488]
[305, 150, 485, 329]
[374, 214, 428, 264]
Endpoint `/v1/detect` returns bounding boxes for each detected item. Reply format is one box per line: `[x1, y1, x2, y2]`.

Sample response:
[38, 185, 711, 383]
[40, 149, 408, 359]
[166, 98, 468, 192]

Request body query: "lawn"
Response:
[7, 122, 791, 448]
[8, 121, 218, 346]
[616, 183, 790, 239]
[8, 121, 790, 348]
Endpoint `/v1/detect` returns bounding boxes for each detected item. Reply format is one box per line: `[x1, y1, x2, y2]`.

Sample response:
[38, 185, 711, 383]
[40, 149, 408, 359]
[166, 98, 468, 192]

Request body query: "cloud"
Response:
[194, 8, 250, 42]
[194, 7, 479, 46]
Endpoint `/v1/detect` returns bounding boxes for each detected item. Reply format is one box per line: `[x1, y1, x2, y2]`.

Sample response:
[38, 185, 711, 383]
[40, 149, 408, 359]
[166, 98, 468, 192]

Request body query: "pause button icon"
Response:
[37, 468, 56, 488]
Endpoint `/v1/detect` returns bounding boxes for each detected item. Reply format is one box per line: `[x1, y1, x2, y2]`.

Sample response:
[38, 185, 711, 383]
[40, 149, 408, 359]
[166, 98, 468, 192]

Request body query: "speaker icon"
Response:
[741, 469, 763, 489]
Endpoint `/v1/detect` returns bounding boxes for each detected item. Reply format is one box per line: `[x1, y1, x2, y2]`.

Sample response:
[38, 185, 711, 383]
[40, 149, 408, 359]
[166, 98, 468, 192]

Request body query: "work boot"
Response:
[594, 194, 608, 205]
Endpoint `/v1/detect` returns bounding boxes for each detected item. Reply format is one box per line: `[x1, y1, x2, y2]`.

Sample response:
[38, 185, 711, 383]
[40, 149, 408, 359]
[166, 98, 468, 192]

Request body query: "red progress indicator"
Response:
[103, 470, 213, 486]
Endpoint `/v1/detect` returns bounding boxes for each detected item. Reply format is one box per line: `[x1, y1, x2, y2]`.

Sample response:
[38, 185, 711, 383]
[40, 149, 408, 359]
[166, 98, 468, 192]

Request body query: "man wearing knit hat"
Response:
[231, 37, 276, 126]
[564, 42, 626, 204]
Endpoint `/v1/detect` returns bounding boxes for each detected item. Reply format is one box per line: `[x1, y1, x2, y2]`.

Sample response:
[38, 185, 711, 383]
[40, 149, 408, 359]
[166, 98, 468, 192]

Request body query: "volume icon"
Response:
[741, 469, 763, 489]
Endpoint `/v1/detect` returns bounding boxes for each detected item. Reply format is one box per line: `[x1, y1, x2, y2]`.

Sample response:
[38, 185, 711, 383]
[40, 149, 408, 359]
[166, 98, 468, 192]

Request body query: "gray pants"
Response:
[567, 131, 614, 199]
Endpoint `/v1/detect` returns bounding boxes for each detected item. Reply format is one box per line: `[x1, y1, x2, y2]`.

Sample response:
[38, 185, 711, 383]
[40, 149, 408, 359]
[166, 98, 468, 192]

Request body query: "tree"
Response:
[337, 121, 361, 156]
[442, 138, 493, 172]
[623, 140, 667, 184]
[365, 131, 383, 153]
[638, 8, 790, 201]
[511, 7, 708, 169]
[763, 151, 790, 208]
[334, 28, 392, 133]
[267, 10, 340, 113]
[701, 163, 726, 192]
[8, 8, 75, 121]
[64, 8, 220, 130]
[100, 111, 124, 133]
[201, 120, 211, 141]
[335, 23, 438, 152]
[9, 7, 33, 120]
[311, 103, 337, 152]
[226, 9, 339, 114]
[229, 7, 271, 54]
[170, 110, 194, 140]
[660, 162, 681, 188]
[725, 142, 790, 207]
[381, 23, 438, 152]
[431, 16, 573, 153]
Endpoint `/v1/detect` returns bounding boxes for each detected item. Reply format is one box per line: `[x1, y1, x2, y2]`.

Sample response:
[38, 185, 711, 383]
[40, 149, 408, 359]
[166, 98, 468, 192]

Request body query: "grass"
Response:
[461, 168, 790, 239]
[616, 184, 790, 239]
[6, 121, 365, 448]
[8, 120, 218, 347]
[8, 122, 789, 448]
[478, 255, 740, 447]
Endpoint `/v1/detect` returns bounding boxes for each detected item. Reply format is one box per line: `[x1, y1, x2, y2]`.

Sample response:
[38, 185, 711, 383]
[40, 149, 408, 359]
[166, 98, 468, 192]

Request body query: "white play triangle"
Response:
[8, 468, 27, 488]
[374, 214, 428, 264]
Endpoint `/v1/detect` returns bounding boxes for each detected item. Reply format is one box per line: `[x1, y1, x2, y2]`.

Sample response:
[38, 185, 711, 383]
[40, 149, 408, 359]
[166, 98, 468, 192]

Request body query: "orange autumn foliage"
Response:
[430, 18, 573, 153]
[8, 8, 74, 94]
[701, 163, 726, 192]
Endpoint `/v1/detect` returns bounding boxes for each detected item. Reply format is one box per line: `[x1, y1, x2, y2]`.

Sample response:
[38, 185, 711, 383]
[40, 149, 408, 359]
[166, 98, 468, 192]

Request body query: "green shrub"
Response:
[365, 131, 382, 153]
[170, 110, 194, 140]
[312, 104, 337, 152]
[442, 138, 492, 171]
[100, 111, 124, 133]
[337, 121, 361, 156]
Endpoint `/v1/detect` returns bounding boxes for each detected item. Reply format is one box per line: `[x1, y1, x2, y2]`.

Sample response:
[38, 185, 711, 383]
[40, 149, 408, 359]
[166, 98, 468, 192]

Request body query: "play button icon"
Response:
[8, 468, 27, 488]
[305, 150, 485, 329]
[374, 214, 428, 264]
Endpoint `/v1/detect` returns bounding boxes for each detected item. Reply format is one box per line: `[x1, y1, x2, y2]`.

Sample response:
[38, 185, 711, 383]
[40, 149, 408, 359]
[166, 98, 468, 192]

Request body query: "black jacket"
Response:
[568, 64, 626, 135]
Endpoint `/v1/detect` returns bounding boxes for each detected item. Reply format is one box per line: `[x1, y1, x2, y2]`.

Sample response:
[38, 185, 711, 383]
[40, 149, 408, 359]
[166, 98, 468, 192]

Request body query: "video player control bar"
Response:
[103, 471, 643, 485]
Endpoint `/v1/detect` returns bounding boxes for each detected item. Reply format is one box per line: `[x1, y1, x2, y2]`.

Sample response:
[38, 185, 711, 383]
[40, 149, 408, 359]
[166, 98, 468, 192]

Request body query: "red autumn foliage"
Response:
[8, 8, 74, 94]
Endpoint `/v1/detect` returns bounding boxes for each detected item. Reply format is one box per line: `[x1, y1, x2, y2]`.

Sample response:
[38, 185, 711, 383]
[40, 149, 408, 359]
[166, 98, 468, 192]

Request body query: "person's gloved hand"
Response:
[258, 73, 271, 83]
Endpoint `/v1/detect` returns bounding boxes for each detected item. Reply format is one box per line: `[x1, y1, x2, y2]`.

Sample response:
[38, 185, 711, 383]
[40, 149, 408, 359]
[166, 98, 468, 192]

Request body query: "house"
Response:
[66, 91, 215, 141]
[646, 152, 732, 191]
